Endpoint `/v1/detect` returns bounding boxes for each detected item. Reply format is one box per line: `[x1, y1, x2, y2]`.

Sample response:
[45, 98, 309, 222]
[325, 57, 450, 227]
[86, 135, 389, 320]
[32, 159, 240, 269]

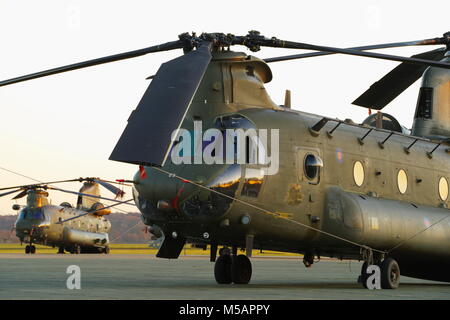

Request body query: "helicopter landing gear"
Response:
[214, 246, 252, 285]
[303, 252, 314, 268]
[358, 247, 377, 288]
[57, 247, 65, 254]
[25, 244, 36, 254]
[231, 254, 252, 284]
[380, 257, 400, 289]
[71, 244, 81, 254]
[103, 245, 110, 254]
[214, 253, 232, 284]
[358, 262, 369, 288]
[358, 247, 400, 289]
[359, 258, 400, 289]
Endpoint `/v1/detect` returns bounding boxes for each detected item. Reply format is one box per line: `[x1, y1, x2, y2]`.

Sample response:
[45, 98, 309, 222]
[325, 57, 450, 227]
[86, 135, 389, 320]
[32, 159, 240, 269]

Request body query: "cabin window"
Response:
[439, 177, 449, 201]
[353, 161, 365, 187]
[241, 168, 264, 197]
[397, 169, 408, 194]
[415, 87, 433, 119]
[304, 154, 323, 180]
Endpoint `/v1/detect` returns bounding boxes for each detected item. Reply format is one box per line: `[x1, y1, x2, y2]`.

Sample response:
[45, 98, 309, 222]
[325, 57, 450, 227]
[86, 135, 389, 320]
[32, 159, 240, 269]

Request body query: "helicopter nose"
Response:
[133, 164, 241, 219]
[133, 166, 191, 213]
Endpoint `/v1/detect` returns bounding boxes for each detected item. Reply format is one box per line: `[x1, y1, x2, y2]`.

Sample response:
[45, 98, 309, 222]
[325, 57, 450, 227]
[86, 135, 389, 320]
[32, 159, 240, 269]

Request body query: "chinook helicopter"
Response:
[1, 31, 450, 289]
[0, 178, 132, 254]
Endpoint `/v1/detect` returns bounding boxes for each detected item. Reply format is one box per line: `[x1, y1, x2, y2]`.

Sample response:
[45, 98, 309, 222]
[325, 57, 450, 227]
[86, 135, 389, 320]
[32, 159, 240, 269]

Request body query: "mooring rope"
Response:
[152, 166, 386, 255]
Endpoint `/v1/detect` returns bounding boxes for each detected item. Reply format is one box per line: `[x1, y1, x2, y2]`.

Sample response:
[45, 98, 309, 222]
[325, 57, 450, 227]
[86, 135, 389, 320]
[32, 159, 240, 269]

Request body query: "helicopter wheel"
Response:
[231, 254, 252, 284]
[30, 245, 36, 254]
[380, 258, 400, 289]
[214, 254, 232, 284]
[57, 247, 65, 254]
[303, 252, 314, 268]
[103, 246, 110, 254]
[25, 245, 31, 254]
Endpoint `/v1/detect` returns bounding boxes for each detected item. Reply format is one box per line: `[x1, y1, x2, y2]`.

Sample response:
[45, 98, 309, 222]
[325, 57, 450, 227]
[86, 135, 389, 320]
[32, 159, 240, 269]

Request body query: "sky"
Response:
[0, 0, 448, 214]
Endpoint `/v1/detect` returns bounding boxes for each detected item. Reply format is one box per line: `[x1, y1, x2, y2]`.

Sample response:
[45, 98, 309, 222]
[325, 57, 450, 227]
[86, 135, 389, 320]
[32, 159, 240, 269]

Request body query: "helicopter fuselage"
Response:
[15, 204, 111, 253]
[131, 50, 450, 283]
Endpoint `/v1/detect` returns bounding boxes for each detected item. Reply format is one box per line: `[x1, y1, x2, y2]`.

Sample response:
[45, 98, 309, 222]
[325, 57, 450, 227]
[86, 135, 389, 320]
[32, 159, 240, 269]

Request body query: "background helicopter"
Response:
[0, 178, 133, 254]
[1, 29, 449, 290]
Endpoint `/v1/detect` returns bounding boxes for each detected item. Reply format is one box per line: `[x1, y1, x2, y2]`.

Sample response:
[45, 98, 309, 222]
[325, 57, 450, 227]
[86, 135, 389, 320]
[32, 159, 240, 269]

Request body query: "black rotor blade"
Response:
[352, 48, 446, 109]
[47, 186, 135, 205]
[58, 198, 134, 224]
[109, 42, 213, 167]
[0, 40, 183, 87]
[93, 179, 125, 198]
[11, 189, 29, 200]
[264, 37, 446, 63]
[0, 189, 22, 198]
[96, 178, 133, 187]
[264, 39, 450, 69]
[0, 178, 81, 191]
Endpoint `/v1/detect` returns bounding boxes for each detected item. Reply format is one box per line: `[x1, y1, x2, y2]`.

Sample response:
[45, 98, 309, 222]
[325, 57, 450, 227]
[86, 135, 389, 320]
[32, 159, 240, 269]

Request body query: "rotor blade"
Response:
[352, 48, 446, 109]
[96, 178, 133, 187]
[47, 186, 135, 205]
[11, 189, 29, 200]
[0, 189, 22, 198]
[109, 42, 213, 167]
[264, 37, 446, 63]
[93, 179, 125, 198]
[0, 178, 81, 191]
[0, 40, 183, 87]
[263, 39, 450, 69]
[58, 198, 134, 224]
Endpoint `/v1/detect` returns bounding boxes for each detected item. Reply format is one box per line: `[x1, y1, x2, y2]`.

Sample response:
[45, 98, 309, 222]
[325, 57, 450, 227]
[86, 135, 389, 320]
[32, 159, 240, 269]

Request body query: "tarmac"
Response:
[0, 253, 449, 300]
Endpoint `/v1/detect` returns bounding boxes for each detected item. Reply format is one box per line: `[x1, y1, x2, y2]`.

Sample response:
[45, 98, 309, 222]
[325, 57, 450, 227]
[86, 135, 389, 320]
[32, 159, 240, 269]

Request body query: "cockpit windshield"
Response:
[19, 208, 45, 220]
[241, 167, 264, 198]
[215, 114, 255, 130]
[207, 164, 241, 196]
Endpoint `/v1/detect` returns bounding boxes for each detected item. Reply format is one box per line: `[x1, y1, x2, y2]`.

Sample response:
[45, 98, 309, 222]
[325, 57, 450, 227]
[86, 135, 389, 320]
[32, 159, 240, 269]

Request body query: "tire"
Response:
[104, 246, 110, 254]
[214, 254, 232, 284]
[30, 245, 36, 254]
[231, 254, 252, 284]
[25, 245, 30, 254]
[380, 258, 400, 289]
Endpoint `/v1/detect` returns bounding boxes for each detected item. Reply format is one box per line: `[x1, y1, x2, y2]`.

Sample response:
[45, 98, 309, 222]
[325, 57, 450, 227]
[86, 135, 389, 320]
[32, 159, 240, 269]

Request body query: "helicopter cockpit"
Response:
[180, 114, 266, 218]
[15, 206, 51, 232]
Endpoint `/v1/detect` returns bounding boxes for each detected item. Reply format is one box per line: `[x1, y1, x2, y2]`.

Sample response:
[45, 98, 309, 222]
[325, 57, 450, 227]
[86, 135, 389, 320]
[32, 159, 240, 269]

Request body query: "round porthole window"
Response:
[439, 177, 449, 201]
[397, 169, 408, 194]
[353, 161, 365, 187]
[304, 154, 323, 180]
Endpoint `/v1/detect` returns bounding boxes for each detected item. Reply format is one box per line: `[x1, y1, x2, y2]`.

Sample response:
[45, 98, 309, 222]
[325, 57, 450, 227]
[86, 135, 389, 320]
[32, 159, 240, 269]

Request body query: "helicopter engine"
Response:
[90, 202, 112, 216]
[411, 51, 450, 140]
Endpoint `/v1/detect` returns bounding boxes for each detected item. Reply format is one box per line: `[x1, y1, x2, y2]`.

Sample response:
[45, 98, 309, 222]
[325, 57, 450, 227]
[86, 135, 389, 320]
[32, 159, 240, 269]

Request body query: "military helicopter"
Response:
[0, 178, 132, 254]
[1, 31, 450, 289]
